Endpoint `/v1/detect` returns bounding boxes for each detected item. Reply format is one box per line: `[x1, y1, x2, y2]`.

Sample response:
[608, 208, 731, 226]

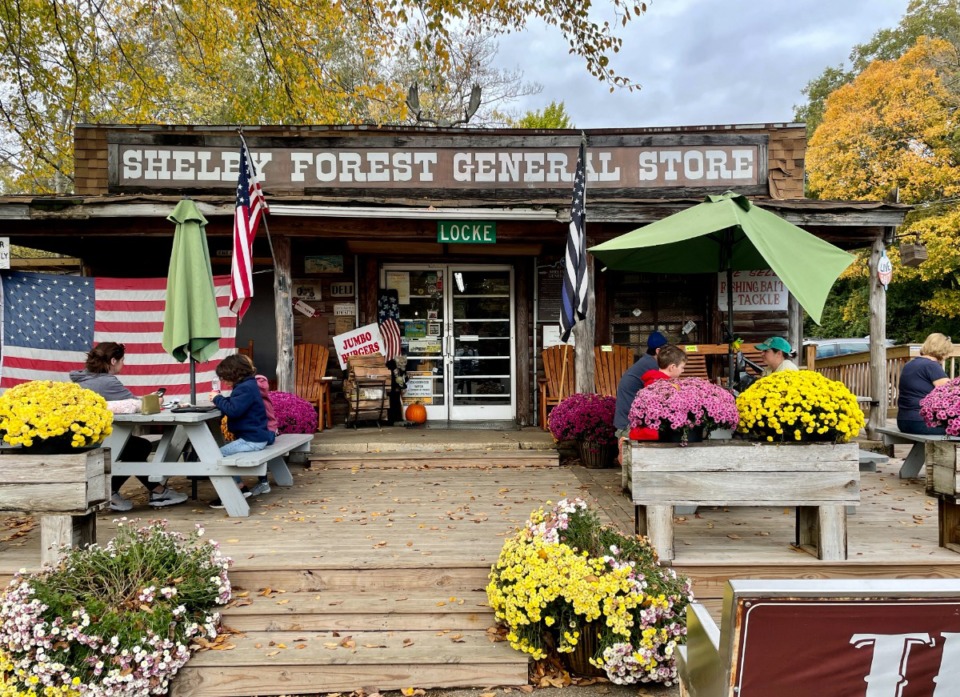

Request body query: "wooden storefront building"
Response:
[0, 123, 908, 426]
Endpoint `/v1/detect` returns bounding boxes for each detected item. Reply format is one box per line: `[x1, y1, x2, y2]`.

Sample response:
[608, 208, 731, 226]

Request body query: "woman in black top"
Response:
[897, 333, 953, 435]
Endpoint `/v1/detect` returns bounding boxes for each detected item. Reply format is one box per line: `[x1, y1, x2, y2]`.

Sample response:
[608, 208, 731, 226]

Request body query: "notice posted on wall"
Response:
[543, 325, 574, 348]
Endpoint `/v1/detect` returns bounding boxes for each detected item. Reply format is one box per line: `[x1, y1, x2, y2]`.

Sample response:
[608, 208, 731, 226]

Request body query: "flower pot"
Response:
[578, 441, 615, 468]
[565, 620, 605, 677]
[660, 424, 704, 444]
[20, 435, 96, 455]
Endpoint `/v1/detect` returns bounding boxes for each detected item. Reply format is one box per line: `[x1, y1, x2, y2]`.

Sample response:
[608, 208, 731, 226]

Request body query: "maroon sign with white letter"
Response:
[735, 598, 960, 696]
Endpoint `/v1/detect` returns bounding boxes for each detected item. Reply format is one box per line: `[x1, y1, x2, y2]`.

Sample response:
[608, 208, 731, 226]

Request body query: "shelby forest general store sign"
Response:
[110, 133, 767, 194]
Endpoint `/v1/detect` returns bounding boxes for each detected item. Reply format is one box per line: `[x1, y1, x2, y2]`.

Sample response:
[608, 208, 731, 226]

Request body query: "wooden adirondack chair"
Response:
[593, 345, 635, 396]
[294, 343, 332, 432]
[681, 344, 723, 380]
[539, 345, 576, 430]
[236, 339, 254, 362]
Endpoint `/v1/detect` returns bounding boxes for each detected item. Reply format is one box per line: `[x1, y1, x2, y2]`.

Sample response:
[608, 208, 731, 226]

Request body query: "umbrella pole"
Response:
[189, 350, 197, 405]
[727, 266, 735, 389]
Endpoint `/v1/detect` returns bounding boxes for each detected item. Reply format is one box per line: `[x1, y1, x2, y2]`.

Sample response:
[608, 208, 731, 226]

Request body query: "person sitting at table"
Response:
[69, 341, 188, 512]
[897, 332, 954, 435]
[755, 336, 799, 376]
[207, 354, 275, 509]
[626, 344, 688, 442]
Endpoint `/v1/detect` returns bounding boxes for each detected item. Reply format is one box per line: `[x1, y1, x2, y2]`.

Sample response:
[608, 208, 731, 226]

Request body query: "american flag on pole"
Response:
[377, 290, 402, 361]
[560, 136, 588, 343]
[230, 138, 268, 320]
[0, 271, 237, 400]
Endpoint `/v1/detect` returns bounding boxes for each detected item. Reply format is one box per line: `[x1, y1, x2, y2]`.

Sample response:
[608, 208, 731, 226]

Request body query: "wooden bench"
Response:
[112, 433, 314, 517]
[876, 425, 960, 479]
[0, 447, 109, 565]
[629, 440, 860, 562]
[678, 579, 960, 697]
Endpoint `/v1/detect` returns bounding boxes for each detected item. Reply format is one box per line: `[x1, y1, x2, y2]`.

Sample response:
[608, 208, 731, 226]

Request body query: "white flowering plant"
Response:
[0, 519, 232, 697]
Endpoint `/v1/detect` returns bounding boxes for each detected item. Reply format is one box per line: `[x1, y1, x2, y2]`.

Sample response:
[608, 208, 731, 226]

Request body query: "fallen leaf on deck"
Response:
[727, 534, 741, 540]
[403, 638, 415, 647]
[266, 650, 279, 657]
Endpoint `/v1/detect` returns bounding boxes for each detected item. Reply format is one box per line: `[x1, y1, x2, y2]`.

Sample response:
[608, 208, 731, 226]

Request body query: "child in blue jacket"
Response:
[208, 354, 275, 507]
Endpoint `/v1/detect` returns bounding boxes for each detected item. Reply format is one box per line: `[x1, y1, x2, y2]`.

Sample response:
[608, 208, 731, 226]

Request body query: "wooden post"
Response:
[574, 251, 596, 394]
[868, 233, 888, 439]
[788, 294, 802, 362]
[516, 260, 531, 426]
[273, 235, 294, 392]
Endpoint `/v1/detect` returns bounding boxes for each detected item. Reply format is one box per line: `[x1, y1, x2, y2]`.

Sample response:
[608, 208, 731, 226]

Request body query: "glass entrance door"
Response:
[381, 264, 515, 422]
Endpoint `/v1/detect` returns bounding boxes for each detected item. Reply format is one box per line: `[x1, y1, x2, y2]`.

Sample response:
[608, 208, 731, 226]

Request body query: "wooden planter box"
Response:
[0, 447, 110, 564]
[628, 440, 860, 562]
[924, 442, 960, 552]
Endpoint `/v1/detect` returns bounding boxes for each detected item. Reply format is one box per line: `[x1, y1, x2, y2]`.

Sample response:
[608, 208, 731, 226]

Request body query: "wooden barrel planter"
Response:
[578, 441, 616, 469]
[0, 447, 110, 565]
[564, 621, 605, 677]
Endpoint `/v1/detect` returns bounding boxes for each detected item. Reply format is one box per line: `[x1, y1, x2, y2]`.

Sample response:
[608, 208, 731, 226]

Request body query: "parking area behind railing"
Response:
[812, 345, 960, 417]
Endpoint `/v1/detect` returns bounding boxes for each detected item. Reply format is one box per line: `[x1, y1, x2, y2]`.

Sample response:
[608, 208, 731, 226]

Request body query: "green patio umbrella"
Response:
[588, 191, 856, 382]
[162, 199, 221, 402]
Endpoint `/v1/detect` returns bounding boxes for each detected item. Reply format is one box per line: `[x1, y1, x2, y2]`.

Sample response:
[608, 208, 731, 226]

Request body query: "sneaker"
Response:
[148, 487, 188, 507]
[110, 492, 133, 512]
[249, 481, 271, 497]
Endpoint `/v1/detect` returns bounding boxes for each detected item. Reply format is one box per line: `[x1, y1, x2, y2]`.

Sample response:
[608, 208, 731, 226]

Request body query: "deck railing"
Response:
[812, 345, 960, 416]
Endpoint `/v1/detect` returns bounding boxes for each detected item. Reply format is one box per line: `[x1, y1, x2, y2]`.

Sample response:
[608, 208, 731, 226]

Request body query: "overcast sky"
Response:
[496, 0, 911, 128]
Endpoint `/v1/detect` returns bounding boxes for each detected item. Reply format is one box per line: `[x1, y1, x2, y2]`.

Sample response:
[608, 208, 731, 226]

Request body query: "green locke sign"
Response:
[437, 221, 496, 244]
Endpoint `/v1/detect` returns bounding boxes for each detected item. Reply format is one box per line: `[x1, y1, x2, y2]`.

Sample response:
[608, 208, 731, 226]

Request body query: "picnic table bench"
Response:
[678, 579, 960, 697]
[104, 411, 313, 517]
[876, 425, 960, 479]
[629, 441, 860, 562]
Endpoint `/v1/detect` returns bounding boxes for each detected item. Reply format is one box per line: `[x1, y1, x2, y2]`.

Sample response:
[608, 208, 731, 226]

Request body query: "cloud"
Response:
[495, 0, 908, 128]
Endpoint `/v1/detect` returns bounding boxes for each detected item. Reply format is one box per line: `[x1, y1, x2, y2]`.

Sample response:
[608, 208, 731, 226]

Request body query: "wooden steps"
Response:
[173, 630, 524, 697]
[222, 589, 493, 632]
[310, 449, 559, 469]
[172, 566, 526, 697]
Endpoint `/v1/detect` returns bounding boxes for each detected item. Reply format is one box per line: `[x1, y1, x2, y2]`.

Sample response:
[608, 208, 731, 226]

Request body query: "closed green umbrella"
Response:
[162, 199, 221, 401]
[588, 191, 856, 383]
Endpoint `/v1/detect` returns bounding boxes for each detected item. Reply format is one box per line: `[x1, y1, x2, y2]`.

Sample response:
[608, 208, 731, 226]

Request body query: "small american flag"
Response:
[378, 290, 402, 361]
[560, 136, 589, 343]
[230, 138, 269, 320]
[0, 271, 237, 400]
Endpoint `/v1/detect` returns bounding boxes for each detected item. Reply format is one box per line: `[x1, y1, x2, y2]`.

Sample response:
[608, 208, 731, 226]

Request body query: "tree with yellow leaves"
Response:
[0, 0, 647, 194]
[806, 37, 960, 332]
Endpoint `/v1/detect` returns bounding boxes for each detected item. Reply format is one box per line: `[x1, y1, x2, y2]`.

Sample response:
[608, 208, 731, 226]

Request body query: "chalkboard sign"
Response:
[537, 266, 564, 323]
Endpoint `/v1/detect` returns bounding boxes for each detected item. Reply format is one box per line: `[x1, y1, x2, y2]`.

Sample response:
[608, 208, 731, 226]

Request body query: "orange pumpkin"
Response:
[405, 403, 427, 424]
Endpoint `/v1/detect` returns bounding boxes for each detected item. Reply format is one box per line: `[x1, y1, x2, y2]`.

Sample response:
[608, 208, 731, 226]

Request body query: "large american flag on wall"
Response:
[0, 272, 237, 400]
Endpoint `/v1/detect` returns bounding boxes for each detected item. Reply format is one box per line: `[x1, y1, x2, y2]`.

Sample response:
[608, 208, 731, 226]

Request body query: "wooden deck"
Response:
[2, 442, 959, 694]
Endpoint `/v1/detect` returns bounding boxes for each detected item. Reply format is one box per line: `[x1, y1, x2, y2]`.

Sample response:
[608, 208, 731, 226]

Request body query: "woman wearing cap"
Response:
[756, 336, 798, 376]
[897, 332, 953, 435]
